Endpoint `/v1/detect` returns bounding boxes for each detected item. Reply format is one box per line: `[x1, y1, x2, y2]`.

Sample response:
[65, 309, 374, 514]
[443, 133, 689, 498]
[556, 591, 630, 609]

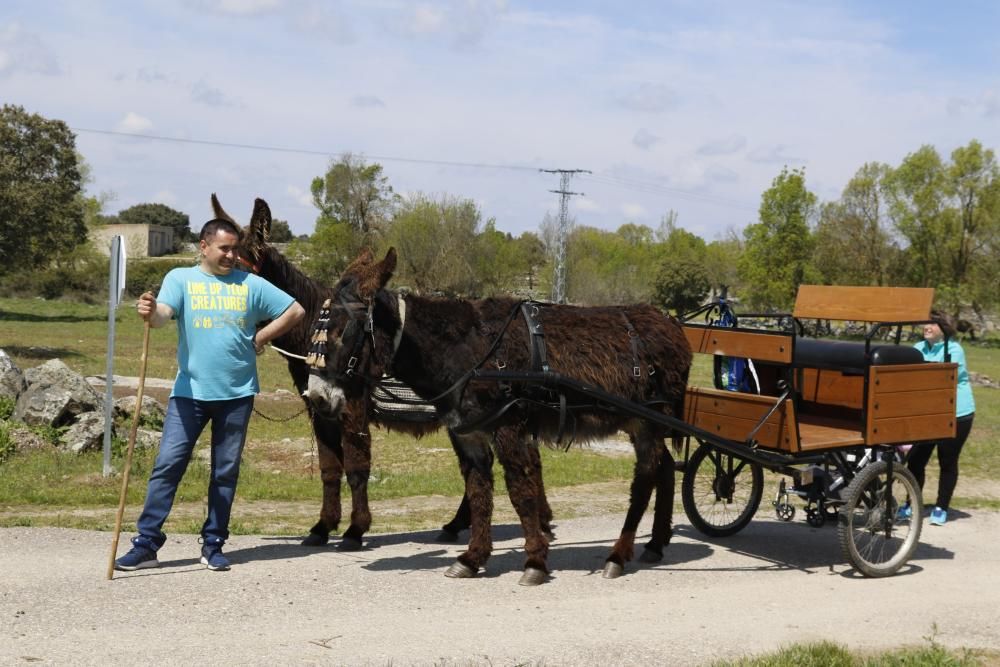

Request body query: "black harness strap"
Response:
[520, 301, 549, 372]
[621, 312, 656, 379]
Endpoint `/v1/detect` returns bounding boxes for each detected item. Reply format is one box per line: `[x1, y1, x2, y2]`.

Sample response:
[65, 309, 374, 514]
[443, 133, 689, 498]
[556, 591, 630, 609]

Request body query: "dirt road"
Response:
[2, 509, 999, 666]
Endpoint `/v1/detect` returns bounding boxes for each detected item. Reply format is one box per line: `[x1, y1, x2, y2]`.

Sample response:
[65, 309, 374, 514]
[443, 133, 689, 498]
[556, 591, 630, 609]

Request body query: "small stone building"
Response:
[91, 224, 174, 258]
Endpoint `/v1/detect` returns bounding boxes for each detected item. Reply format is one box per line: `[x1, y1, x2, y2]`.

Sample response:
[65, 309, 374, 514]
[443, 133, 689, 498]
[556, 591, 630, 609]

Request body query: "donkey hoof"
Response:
[639, 548, 663, 563]
[301, 532, 329, 547]
[518, 567, 547, 586]
[444, 561, 478, 579]
[436, 529, 460, 543]
[602, 561, 624, 579]
[337, 536, 363, 552]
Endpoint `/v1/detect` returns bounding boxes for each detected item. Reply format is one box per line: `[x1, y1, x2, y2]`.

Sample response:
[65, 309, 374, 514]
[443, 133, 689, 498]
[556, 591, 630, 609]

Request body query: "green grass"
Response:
[714, 638, 992, 667]
[1, 296, 998, 535]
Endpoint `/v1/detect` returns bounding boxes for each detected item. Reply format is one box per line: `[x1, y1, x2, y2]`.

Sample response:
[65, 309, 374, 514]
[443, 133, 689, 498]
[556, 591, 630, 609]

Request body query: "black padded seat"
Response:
[793, 338, 924, 372]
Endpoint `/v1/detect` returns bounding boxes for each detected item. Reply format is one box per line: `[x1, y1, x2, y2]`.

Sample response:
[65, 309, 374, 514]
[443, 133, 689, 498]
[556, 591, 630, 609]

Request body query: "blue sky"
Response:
[2, 1, 998, 239]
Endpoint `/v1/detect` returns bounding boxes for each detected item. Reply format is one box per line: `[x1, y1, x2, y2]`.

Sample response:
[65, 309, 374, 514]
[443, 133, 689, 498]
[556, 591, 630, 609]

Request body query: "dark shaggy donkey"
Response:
[224, 196, 546, 548]
[303, 247, 692, 585]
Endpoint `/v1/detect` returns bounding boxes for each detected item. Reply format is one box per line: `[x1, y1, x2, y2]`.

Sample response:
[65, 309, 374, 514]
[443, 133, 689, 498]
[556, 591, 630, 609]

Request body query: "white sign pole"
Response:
[102, 236, 126, 477]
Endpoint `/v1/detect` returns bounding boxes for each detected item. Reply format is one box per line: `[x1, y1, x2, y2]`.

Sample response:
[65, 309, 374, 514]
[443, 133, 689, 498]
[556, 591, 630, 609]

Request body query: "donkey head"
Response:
[303, 247, 399, 416]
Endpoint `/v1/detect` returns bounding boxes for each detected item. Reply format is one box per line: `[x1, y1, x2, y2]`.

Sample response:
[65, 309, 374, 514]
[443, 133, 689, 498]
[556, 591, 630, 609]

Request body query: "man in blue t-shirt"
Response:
[115, 217, 305, 572]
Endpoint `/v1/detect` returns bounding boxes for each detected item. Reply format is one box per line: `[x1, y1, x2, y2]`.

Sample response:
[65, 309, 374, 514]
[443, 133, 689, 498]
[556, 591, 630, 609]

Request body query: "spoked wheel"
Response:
[682, 442, 764, 537]
[838, 459, 922, 577]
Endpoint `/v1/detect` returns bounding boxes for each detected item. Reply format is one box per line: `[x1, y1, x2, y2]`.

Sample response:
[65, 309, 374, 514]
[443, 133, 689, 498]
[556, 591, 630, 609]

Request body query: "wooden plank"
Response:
[684, 387, 797, 452]
[870, 364, 957, 393]
[867, 414, 956, 444]
[797, 415, 866, 450]
[683, 325, 793, 363]
[870, 388, 956, 419]
[797, 368, 863, 409]
[792, 285, 935, 322]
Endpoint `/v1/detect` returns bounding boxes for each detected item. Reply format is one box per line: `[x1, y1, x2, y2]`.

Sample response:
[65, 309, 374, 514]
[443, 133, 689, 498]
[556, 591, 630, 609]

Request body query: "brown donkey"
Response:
[303, 247, 692, 585]
[224, 196, 545, 548]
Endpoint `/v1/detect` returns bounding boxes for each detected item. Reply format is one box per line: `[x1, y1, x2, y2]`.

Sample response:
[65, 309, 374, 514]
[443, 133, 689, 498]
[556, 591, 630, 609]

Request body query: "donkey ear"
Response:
[210, 193, 238, 224]
[377, 248, 397, 286]
[250, 198, 272, 243]
[345, 248, 375, 275]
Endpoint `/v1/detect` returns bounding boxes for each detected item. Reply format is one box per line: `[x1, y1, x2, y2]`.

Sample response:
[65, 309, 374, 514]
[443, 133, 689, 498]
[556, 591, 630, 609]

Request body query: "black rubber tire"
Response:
[682, 442, 764, 537]
[775, 503, 796, 522]
[838, 459, 922, 577]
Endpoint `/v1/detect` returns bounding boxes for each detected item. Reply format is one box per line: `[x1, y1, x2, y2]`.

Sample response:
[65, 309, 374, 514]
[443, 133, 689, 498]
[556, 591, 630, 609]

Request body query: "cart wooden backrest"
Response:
[792, 285, 935, 323]
[683, 285, 957, 453]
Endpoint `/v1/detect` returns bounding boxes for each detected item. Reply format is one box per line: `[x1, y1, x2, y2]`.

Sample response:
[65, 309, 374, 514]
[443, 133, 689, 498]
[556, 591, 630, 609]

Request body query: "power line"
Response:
[74, 126, 758, 212]
[71, 127, 542, 173]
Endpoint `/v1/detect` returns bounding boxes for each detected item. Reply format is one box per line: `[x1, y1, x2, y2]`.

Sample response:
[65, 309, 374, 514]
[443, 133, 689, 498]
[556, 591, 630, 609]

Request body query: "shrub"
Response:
[0, 421, 14, 464]
[0, 396, 14, 420]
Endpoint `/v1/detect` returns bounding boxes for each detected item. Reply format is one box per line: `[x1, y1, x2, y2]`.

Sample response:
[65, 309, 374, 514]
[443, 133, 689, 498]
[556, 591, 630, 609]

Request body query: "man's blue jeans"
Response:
[135, 396, 254, 549]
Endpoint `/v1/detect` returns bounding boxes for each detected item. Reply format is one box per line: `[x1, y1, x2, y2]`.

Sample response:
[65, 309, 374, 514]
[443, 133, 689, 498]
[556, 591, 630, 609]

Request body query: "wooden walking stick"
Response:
[107, 319, 152, 580]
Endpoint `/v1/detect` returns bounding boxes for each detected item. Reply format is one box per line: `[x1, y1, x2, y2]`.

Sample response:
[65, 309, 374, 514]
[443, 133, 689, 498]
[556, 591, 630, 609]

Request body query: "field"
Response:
[1, 295, 998, 538]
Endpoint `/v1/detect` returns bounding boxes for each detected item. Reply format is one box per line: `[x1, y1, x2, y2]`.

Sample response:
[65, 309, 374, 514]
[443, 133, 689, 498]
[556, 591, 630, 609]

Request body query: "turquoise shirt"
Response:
[913, 339, 975, 418]
[157, 266, 295, 401]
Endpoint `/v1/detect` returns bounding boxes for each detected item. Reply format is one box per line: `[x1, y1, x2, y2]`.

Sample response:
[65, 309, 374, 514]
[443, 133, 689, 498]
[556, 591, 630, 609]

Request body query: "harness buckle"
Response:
[496, 359, 506, 370]
[633, 366, 641, 378]
[347, 356, 358, 373]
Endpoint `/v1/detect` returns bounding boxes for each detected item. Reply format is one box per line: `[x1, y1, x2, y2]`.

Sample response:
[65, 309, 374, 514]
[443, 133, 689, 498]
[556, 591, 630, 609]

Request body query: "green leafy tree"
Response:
[0, 105, 86, 276]
[384, 193, 481, 295]
[311, 153, 397, 238]
[117, 202, 192, 251]
[813, 162, 900, 286]
[885, 145, 950, 288]
[269, 218, 294, 243]
[704, 231, 743, 298]
[564, 225, 659, 305]
[943, 140, 1000, 300]
[652, 217, 710, 312]
[738, 166, 818, 310]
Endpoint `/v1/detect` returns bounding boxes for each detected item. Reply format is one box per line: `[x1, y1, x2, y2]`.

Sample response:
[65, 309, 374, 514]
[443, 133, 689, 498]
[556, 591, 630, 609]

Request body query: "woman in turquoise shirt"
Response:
[905, 311, 976, 526]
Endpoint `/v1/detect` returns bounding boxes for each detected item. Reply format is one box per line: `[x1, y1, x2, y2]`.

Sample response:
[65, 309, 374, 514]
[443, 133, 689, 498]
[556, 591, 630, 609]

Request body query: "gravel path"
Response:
[3, 510, 999, 666]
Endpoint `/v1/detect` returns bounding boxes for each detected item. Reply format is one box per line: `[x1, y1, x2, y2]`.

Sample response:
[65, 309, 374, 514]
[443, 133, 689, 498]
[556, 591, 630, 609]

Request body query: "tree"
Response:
[813, 162, 899, 286]
[704, 231, 743, 298]
[738, 167, 818, 310]
[384, 193, 482, 295]
[652, 217, 710, 312]
[943, 140, 1000, 301]
[0, 105, 86, 276]
[311, 153, 396, 239]
[269, 218, 294, 243]
[116, 202, 191, 251]
[885, 145, 950, 288]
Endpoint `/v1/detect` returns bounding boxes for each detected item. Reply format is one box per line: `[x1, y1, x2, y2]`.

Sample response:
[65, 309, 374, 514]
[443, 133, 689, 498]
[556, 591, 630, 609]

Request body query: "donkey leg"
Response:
[526, 443, 555, 540]
[640, 440, 675, 563]
[445, 433, 494, 579]
[339, 405, 373, 551]
[438, 429, 487, 541]
[494, 427, 549, 585]
[604, 425, 658, 578]
[303, 415, 344, 547]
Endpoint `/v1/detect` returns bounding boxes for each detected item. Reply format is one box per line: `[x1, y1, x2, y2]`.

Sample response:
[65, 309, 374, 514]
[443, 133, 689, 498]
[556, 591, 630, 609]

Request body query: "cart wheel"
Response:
[805, 508, 825, 528]
[838, 459, 922, 577]
[775, 503, 795, 522]
[682, 442, 764, 537]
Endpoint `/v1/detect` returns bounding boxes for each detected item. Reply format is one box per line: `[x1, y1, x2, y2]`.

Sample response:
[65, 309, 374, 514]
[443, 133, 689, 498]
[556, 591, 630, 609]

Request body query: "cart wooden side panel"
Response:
[865, 363, 957, 444]
[684, 387, 798, 452]
[683, 325, 792, 364]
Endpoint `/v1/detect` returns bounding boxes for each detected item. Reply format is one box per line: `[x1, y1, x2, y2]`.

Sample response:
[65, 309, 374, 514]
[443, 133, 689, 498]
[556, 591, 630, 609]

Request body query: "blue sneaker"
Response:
[114, 536, 159, 571]
[929, 506, 948, 526]
[896, 503, 913, 521]
[200, 538, 230, 571]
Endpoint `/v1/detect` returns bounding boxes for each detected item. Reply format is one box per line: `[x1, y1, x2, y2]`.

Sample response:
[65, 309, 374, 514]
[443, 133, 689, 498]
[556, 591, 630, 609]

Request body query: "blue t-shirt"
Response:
[157, 266, 295, 400]
[913, 339, 975, 418]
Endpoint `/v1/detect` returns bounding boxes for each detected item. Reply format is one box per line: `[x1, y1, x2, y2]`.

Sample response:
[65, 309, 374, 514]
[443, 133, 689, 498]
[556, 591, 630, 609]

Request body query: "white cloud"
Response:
[698, 135, 747, 156]
[191, 80, 239, 107]
[0, 22, 60, 78]
[152, 190, 179, 206]
[286, 185, 313, 207]
[189, 0, 283, 16]
[116, 112, 154, 134]
[620, 202, 647, 220]
[632, 128, 661, 150]
[352, 95, 385, 108]
[572, 197, 601, 212]
[617, 83, 678, 113]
